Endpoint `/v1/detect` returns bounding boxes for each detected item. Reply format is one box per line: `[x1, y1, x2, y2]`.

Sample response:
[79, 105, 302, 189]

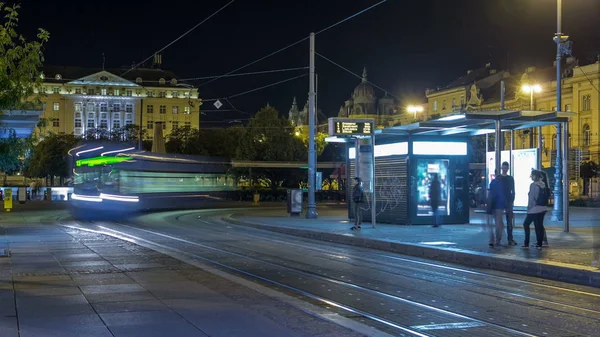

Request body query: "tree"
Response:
[0, 3, 50, 110]
[165, 126, 204, 155]
[237, 106, 304, 162]
[295, 127, 328, 158]
[236, 106, 306, 188]
[202, 127, 243, 158]
[24, 134, 79, 186]
[0, 129, 27, 175]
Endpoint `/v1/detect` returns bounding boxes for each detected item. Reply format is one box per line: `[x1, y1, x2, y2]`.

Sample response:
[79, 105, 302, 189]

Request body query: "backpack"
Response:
[535, 185, 549, 206]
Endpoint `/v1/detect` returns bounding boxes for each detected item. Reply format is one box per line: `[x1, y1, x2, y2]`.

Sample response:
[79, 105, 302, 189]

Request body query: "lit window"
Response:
[147, 121, 154, 129]
[87, 103, 95, 112]
[172, 106, 179, 114]
[53, 103, 60, 111]
[172, 91, 179, 98]
[100, 113, 107, 119]
[53, 87, 60, 94]
[113, 113, 120, 120]
[125, 113, 132, 120]
[159, 105, 166, 114]
[582, 95, 591, 111]
[126, 90, 132, 97]
[88, 113, 95, 119]
[184, 92, 190, 98]
[172, 121, 179, 130]
[147, 91, 153, 97]
[184, 106, 190, 114]
[52, 118, 59, 127]
[583, 124, 591, 147]
[433, 101, 438, 112]
[101, 88, 107, 95]
[126, 104, 133, 113]
[113, 103, 121, 112]
[75, 112, 82, 119]
[75, 88, 82, 94]
[452, 98, 456, 108]
[114, 89, 120, 96]
[75, 103, 82, 112]
[100, 103, 108, 112]
[113, 120, 120, 129]
[75, 119, 82, 128]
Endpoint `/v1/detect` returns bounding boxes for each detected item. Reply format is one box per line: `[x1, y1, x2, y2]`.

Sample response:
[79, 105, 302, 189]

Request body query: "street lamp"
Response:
[521, 84, 542, 110]
[407, 105, 424, 120]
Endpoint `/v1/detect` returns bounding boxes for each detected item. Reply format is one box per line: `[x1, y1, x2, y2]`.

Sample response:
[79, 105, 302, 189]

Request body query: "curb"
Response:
[222, 216, 600, 288]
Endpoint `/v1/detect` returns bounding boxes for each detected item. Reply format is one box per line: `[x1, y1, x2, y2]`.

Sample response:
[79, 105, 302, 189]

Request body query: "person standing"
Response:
[521, 170, 548, 249]
[487, 169, 507, 247]
[497, 162, 517, 246]
[351, 177, 364, 230]
[429, 173, 441, 228]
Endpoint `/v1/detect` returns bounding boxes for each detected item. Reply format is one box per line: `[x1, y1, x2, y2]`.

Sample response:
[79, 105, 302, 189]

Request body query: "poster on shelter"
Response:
[512, 149, 539, 208]
[416, 159, 449, 216]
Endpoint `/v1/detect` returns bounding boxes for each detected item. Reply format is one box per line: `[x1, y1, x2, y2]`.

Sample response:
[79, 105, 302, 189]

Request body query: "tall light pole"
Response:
[552, 0, 571, 223]
[306, 33, 318, 219]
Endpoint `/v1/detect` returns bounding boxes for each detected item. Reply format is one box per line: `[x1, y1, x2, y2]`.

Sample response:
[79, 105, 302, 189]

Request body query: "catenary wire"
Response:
[315, 52, 399, 100]
[121, 0, 236, 77]
[179, 67, 308, 82]
[202, 73, 307, 102]
[196, 0, 388, 88]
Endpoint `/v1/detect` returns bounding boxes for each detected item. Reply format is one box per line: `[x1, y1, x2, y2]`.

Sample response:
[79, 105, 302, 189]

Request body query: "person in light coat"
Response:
[521, 170, 548, 249]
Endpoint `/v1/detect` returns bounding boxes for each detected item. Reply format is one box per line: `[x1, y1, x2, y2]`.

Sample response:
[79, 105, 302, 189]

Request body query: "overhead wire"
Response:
[196, 0, 388, 88]
[203, 73, 307, 102]
[179, 66, 308, 82]
[316, 52, 399, 100]
[121, 0, 236, 77]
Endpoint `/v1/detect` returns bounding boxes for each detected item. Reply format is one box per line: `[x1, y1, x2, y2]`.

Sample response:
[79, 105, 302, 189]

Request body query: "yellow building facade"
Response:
[426, 59, 600, 168]
[34, 65, 201, 140]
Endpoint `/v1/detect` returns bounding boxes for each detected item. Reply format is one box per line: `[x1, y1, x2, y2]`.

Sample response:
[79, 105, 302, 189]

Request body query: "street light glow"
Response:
[407, 105, 424, 113]
[522, 84, 542, 93]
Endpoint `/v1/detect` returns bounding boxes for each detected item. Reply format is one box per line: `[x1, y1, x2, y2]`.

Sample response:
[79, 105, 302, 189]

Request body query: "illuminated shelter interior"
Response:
[326, 110, 573, 225]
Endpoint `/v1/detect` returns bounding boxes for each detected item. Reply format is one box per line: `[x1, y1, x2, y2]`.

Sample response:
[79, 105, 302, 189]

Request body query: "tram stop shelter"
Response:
[325, 110, 574, 226]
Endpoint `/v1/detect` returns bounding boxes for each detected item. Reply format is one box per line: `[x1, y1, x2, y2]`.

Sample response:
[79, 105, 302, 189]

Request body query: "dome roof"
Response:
[352, 67, 374, 99]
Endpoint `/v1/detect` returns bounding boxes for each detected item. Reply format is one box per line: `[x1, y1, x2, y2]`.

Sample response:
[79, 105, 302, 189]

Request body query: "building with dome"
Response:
[337, 68, 398, 128]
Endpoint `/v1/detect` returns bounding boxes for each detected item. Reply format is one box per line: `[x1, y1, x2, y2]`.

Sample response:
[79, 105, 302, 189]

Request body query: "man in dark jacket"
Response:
[351, 177, 364, 230]
[429, 173, 441, 227]
[497, 161, 517, 245]
[488, 169, 507, 247]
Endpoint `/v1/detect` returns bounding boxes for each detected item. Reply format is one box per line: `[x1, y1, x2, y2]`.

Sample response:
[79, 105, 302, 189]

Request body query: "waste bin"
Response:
[287, 189, 302, 216]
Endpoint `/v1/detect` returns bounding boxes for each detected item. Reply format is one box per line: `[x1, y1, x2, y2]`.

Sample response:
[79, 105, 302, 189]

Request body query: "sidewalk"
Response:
[0, 213, 370, 337]
[224, 206, 600, 288]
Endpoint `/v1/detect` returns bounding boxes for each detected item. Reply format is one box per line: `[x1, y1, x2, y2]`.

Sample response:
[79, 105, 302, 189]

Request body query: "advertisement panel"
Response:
[486, 149, 538, 208]
[415, 159, 450, 217]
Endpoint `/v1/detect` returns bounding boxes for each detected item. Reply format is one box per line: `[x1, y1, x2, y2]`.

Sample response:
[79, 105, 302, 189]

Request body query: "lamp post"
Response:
[522, 84, 543, 169]
[552, 0, 571, 225]
[407, 105, 424, 120]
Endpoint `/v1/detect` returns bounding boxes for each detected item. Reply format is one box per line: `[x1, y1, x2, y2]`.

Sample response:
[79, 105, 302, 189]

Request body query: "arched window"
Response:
[583, 124, 591, 147]
[136, 77, 142, 84]
[159, 78, 166, 85]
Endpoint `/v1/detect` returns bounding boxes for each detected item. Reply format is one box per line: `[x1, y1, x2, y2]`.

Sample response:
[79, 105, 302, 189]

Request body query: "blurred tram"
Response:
[69, 143, 234, 214]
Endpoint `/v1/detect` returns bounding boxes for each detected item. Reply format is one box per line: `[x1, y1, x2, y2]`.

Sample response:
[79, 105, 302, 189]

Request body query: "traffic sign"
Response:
[328, 118, 374, 137]
[214, 100, 223, 109]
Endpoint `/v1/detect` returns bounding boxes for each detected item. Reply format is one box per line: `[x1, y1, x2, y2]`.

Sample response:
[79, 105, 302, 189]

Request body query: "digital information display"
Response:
[328, 118, 374, 137]
[416, 159, 450, 217]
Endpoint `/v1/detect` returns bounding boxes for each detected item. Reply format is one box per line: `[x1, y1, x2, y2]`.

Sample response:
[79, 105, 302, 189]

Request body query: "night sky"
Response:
[18, 0, 600, 127]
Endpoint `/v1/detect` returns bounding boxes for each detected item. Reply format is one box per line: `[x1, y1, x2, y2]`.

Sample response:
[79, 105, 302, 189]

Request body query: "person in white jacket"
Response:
[521, 170, 548, 249]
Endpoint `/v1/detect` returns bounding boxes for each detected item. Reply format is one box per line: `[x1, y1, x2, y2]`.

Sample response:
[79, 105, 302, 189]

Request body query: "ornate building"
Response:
[34, 56, 201, 140]
[426, 58, 600, 195]
[337, 68, 397, 128]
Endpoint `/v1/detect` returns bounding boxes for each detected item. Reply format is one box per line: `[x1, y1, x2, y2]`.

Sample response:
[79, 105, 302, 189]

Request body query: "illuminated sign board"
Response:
[328, 118, 374, 137]
[76, 156, 132, 167]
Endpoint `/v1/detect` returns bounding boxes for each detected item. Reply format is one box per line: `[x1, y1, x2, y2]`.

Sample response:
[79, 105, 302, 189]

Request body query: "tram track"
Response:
[60, 217, 546, 337]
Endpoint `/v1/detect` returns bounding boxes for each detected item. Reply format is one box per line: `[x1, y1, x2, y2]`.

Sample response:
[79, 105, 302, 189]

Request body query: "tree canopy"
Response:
[23, 134, 79, 184]
[0, 3, 49, 110]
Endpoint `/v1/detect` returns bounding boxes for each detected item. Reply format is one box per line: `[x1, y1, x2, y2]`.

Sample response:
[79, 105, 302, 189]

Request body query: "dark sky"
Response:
[18, 0, 600, 127]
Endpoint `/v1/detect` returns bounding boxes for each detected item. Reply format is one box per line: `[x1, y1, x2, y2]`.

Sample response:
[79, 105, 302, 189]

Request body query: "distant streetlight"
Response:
[407, 105, 424, 120]
[521, 84, 542, 110]
[295, 130, 301, 137]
